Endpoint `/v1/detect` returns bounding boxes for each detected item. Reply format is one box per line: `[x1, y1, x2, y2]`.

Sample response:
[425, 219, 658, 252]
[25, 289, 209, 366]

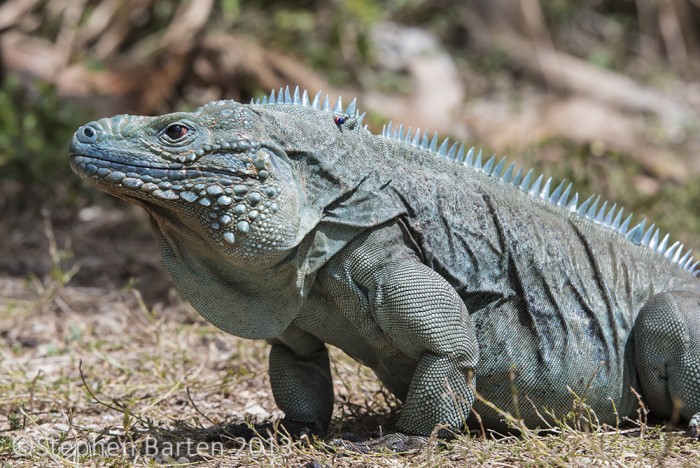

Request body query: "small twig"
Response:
[467, 403, 487, 440]
[15, 406, 67, 464]
[186, 386, 217, 428]
[140, 360, 206, 414]
[78, 360, 154, 430]
[524, 395, 556, 432]
[27, 370, 42, 419]
[630, 386, 649, 440]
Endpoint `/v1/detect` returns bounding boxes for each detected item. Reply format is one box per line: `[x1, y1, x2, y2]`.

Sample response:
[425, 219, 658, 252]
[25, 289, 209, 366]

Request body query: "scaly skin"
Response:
[70, 88, 700, 449]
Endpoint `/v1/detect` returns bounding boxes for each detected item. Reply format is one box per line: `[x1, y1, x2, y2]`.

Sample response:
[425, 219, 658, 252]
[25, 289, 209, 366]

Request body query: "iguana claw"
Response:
[689, 412, 700, 439]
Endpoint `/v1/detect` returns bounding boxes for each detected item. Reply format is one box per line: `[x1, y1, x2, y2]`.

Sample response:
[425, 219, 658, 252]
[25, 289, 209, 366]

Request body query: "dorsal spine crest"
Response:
[248, 86, 699, 277]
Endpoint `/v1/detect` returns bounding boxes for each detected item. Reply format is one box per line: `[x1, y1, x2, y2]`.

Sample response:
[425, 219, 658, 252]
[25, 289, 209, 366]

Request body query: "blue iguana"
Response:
[69, 86, 700, 449]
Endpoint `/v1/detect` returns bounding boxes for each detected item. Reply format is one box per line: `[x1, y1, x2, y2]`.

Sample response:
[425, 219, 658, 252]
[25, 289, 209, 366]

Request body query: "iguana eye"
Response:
[164, 124, 189, 140]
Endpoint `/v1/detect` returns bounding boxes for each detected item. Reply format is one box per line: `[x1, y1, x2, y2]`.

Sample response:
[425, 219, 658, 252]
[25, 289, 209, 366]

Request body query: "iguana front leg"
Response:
[634, 290, 700, 436]
[331, 258, 480, 452]
[368, 259, 479, 437]
[267, 328, 334, 437]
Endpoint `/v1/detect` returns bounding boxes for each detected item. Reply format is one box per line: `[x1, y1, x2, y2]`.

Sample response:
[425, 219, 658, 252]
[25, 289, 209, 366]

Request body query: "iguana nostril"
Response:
[83, 127, 95, 138]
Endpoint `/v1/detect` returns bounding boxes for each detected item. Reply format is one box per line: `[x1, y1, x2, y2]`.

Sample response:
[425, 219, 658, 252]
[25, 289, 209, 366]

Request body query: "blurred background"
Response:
[1, 0, 700, 297]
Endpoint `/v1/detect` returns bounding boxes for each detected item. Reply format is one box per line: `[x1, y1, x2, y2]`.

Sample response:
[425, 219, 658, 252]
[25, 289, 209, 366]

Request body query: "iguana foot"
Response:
[689, 413, 700, 439]
[329, 432, 428, 453]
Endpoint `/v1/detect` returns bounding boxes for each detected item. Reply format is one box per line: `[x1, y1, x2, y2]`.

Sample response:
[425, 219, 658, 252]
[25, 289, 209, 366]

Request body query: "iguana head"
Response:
[70, 99, 304, 269]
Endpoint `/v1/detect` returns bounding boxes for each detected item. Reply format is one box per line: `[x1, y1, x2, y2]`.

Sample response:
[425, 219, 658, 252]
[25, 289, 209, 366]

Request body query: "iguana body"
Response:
[70, 87, 700, 441]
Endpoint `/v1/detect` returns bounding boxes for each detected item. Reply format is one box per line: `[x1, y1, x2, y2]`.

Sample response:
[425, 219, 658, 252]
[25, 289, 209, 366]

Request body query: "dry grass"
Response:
[1, 232, 700, 467]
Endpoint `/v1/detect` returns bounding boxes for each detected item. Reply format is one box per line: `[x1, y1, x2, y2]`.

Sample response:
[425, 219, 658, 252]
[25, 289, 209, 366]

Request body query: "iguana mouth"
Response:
[70, 154, 250, 182]
[70, 154, 266, 203]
